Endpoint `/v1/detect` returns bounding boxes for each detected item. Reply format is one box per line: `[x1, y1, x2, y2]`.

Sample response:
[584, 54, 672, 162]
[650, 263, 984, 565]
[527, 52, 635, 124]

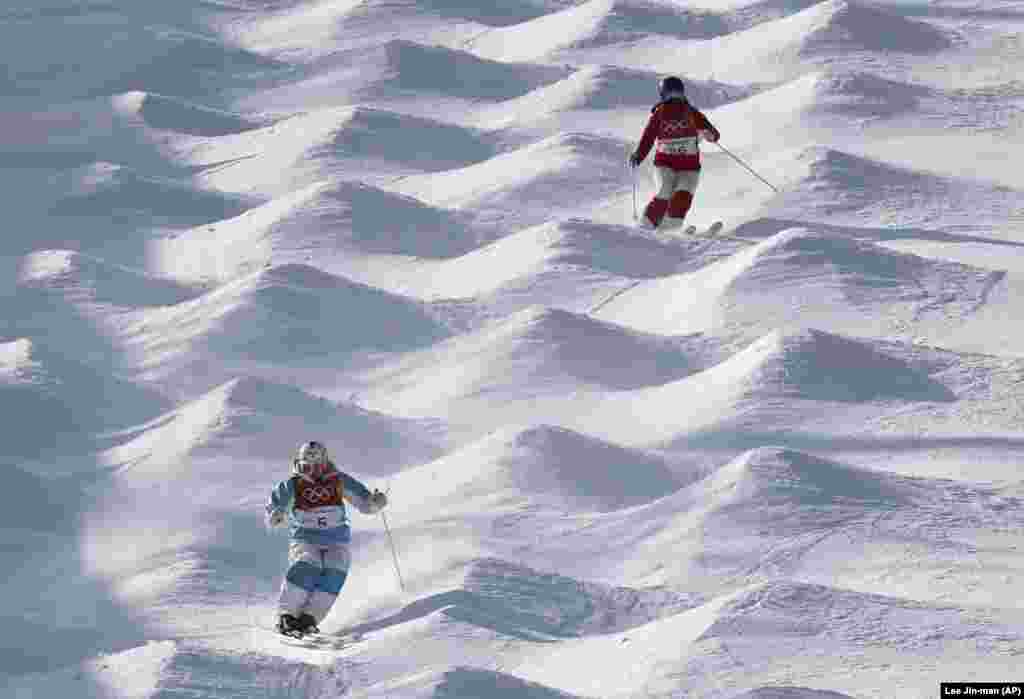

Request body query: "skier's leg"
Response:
[663, 170, 701, 227]
[277, 542, 321, 617]
[642, 167, 675, 228]
[306, 544, 351, 625]
[662, 191, 691, 229]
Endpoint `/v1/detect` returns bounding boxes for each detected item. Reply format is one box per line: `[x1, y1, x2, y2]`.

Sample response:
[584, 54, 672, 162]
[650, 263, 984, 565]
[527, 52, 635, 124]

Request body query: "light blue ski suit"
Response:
[266, 464, 385, 623]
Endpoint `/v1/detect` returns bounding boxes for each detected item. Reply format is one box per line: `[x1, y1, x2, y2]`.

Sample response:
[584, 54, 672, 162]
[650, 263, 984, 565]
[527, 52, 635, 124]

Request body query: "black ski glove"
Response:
[369, 489, 388, 511]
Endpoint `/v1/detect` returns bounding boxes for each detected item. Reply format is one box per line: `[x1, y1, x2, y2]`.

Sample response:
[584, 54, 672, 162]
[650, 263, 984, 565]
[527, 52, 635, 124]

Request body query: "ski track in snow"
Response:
[3, 0, 1024, 698]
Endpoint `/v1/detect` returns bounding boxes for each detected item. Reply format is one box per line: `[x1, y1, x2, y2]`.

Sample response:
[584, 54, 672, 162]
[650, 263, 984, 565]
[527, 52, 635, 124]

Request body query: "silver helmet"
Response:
[293, 440, 330, 480]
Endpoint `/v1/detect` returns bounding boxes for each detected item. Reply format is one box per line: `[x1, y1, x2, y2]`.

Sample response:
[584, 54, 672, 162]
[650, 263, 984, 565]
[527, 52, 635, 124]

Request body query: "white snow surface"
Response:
[3, 1, 1024, 698]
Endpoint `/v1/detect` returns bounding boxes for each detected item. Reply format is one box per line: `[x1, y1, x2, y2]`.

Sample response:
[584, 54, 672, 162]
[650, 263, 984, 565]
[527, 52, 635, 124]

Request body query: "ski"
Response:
[680, 221, 722, 237]
[257, 623, 363, 651]
[252, 622, 326, 649]
[282, 633, 346, 650]
[679, 221, 757, 245]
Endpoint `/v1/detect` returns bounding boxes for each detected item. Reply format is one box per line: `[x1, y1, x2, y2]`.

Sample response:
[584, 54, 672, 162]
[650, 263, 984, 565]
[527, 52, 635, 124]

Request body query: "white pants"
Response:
[277, 541, 351, 623]
[655, 167, 701, 199]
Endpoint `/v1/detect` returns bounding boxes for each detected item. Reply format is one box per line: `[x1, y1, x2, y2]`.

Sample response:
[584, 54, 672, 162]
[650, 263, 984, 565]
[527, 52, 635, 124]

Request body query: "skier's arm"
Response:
[265, 479, 295, 528]
[340, 472, 387, 514]
[695, 110, 720, 143]
[632, 110, 661, 163]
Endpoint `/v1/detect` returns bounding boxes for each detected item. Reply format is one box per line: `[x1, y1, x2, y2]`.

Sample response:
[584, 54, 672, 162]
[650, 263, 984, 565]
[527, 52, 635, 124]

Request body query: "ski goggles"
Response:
[297, 460, 330, 479]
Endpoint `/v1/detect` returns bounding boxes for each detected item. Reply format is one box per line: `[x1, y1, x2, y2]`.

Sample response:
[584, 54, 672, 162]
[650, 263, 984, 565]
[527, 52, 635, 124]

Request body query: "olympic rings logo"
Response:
[303, 485, 335, 504]
[662, 119, 694, 135]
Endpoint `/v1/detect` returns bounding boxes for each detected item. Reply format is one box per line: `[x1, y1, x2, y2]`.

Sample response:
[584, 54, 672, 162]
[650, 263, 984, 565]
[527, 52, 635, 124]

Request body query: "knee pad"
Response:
[285, 560, 321, 592]
[644, 197, 669, 226]
[319, 568, 348, 595]
[668, 191, 693, 218]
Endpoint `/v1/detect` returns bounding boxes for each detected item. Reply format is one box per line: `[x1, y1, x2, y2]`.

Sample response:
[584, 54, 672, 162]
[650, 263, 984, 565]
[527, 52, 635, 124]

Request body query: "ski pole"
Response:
[380, 509, 405, 592]
[626, 143, 638, 220]
[626, 162, 634, 220]
[714, 142, 780, 193]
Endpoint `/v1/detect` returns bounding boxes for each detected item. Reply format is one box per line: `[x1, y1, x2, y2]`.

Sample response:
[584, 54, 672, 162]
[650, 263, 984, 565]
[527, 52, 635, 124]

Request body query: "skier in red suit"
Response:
[629, 76, 721, 230]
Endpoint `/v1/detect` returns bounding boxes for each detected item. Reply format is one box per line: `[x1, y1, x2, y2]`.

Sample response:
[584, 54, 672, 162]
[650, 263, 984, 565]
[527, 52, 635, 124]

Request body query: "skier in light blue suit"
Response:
[266, 440, 388, 637]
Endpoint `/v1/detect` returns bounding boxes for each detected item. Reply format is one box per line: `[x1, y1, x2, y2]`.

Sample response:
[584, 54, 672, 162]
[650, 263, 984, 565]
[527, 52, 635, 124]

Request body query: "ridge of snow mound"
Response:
[806, 70, 934, 115]
[254, 39, 570, 112]
[713, 69, 933, 143]
[147, 641, 354, 699]
[306, 106, 495, 170]
[552, 64, 747, 110]
[364, 306, 717, 420]
[469, 0, 730, 62]
[398, 423, 681, 511]
[121, 263, 449, 370]
[612, 445, 1024, 595]
[190, 106, 496, 194]
[794, 0, 951, 55]
[2, 640, 175, 699]
[419, 218, 697, 300]
[0, 8, 288, 105]
[111, 91, 265, 136]
[726, 328, 954, 403]
[494, 217, 690, 278]
[395, 133, 630, 226]
[150, 179, 480, 284]
[513, 591, 738, 697]
[105, 375, 443, 481]
[474, 64, 751, 131]
[17, 249, 196, 307]
[607, 448, 924, 584]
[594, 227, 1000, 340]
[760, 147, 1024, 228]
[49, 161, 254, 224]
[682, 327, 953, 425]
[571, 328, 957, 445]
[679, 0, 953, 82]
[0, 93, 259, 172]
[103, 26, 288, 102]
[6, 252, 196, 372]
[369, 557, 700, 649]
[462, 557, 699, 635]
[707, 447, 922, 516]
[234, 0, 558, 60]
[787, 146, 945, 209]
[0, 337, 169, 460]
[0, 337, 43, 384]
[362, 38, 570, 99]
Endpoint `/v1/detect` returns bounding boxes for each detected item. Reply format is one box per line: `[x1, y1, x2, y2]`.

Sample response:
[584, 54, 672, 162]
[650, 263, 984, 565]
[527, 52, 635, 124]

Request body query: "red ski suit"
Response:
[634, 98, 719, 171]
[633, 98, 720, 227]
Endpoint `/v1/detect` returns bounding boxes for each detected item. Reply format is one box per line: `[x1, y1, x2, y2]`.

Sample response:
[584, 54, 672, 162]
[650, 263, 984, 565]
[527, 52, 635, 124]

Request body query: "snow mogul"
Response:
[629, 76, 721, 230]
[266, 440, 388, 637]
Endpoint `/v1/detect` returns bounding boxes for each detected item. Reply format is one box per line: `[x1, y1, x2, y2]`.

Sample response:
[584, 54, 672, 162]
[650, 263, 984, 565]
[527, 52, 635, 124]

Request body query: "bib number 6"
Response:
[297, 506, 343, 529]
